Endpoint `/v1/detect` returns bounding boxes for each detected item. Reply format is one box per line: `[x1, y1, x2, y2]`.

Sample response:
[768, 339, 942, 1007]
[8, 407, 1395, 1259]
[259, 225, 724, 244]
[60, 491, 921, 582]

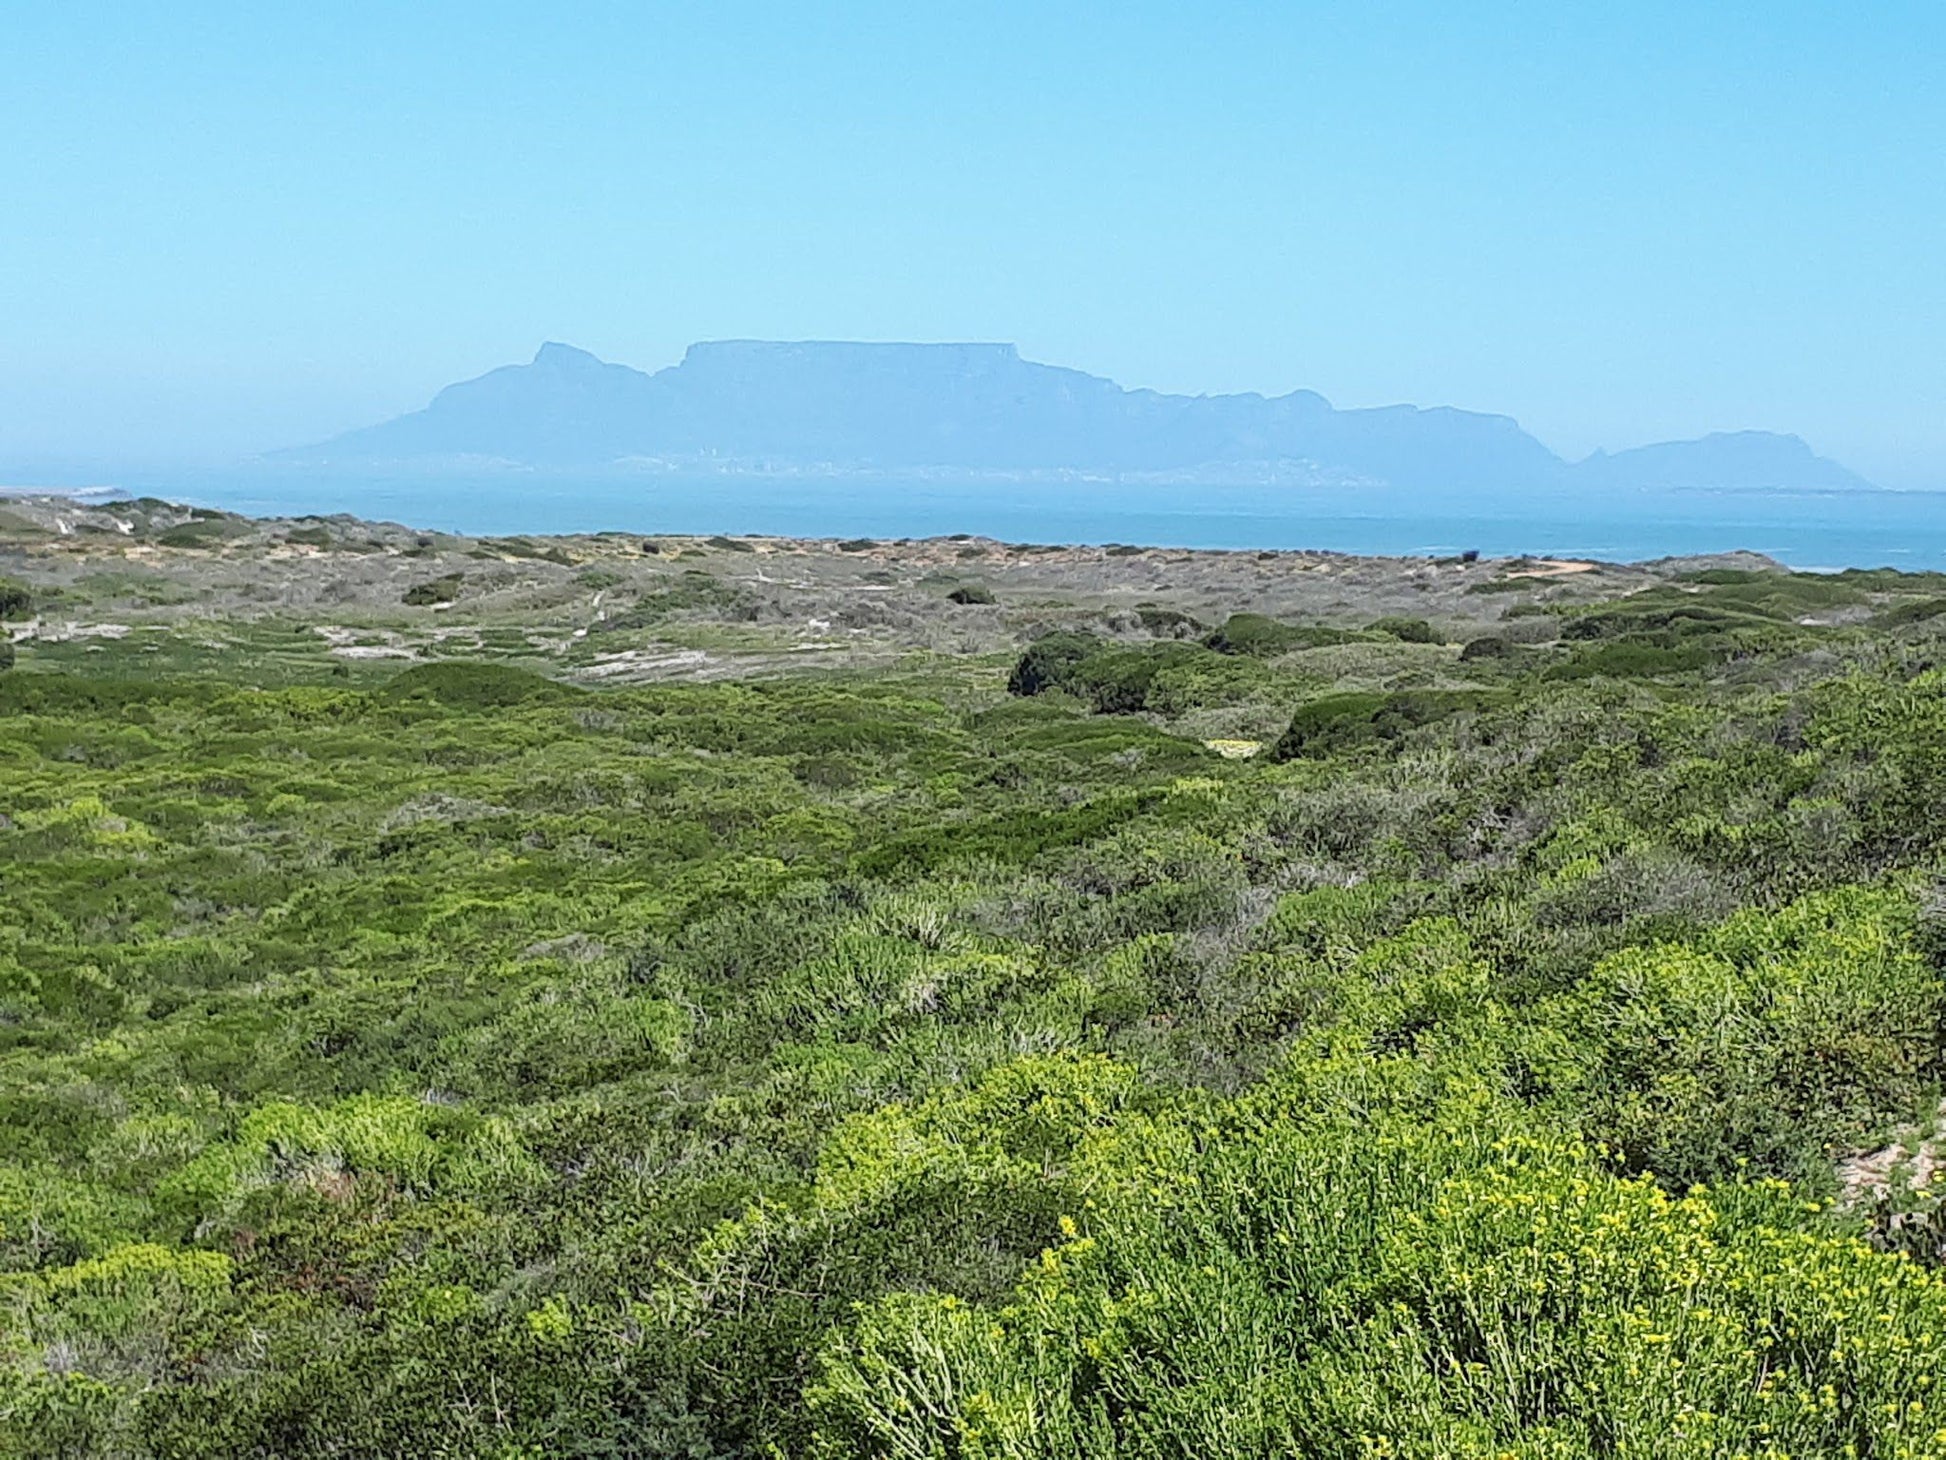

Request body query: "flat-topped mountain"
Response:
[282, 341, 1876, 495]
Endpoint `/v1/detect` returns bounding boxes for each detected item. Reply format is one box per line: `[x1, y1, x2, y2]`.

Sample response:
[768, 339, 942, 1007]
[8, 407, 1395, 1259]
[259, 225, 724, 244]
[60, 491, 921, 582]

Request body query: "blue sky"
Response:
[3, 1, 1942, 485]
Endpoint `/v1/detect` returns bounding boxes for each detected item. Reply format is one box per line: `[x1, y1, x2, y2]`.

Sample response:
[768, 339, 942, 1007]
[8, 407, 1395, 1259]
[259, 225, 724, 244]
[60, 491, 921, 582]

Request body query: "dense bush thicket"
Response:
[5, 569, 1946, 1455]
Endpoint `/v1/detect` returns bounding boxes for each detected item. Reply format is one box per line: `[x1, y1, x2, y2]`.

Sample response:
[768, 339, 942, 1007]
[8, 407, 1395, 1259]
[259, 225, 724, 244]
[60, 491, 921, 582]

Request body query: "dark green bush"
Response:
[1368, 614, 1439, 643]
[381, 660, 574, 708]
[154, 520, 235, 548]
[1007, 632, 1100, 696]
[1204, 612, 1295, 654]
[401, 572, 465, 606]
[946, 584, 995, 605]
[1203, 613, 1352, 656]
[1677, 567, 1772, 585]
[1065, 647, 1171, 714]
[1876, 596, 1946, 628]
[1548, 639, 1725, 679]
[483, 536, 575, 565]
[1133, 604, 1202, 637]
[1271, 689, 1496, 760]
[1006, 637, 1273, 716]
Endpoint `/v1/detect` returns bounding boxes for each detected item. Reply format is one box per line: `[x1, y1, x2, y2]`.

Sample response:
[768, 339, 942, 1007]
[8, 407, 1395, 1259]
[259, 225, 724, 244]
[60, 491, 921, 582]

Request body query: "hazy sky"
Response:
[4, 2, 1942, 486]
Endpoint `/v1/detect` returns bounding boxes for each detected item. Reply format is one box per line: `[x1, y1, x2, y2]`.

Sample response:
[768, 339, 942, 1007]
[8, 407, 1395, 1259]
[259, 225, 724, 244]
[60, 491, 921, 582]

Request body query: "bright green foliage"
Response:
[813, 1112, 1946, 1458]
[811, 893, 1946, 1456]
[1550, 888, 1942, 1186]
[5, 556, 1946, 1455]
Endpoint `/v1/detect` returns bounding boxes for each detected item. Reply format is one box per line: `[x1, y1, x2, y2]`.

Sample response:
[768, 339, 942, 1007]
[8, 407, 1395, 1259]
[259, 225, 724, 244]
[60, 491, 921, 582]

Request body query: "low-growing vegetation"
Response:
[3, 503, 1946, 1455]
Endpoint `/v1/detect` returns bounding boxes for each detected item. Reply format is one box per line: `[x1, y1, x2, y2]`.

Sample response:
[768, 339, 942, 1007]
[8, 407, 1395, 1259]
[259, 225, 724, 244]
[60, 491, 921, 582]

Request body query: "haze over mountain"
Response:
[282, 342, 1878, 497]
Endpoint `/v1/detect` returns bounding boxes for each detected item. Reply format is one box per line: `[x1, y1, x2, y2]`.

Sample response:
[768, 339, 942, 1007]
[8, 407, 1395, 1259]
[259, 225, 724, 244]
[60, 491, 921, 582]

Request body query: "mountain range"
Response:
[281, 341, 1877, 496]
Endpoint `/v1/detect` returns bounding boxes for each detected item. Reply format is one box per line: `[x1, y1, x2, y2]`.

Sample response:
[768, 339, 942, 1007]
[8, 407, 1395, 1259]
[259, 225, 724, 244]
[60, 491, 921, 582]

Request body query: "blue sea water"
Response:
[34, 470, 1946, 571]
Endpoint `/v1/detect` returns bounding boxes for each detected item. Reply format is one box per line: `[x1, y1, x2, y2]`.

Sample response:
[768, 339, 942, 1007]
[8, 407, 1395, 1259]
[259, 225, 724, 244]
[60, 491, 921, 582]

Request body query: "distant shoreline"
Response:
[145, 474, 1946, 573]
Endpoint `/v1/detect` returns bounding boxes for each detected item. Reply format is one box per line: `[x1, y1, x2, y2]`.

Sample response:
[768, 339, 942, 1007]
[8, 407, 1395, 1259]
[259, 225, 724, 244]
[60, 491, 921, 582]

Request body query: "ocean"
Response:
[20, 470, 1946, 571]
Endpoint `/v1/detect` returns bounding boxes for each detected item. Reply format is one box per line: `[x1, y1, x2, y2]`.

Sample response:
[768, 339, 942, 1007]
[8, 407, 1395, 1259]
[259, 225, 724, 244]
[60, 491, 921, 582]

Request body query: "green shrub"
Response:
[1133, 604, 1202, 637]
[810, 1067, 1946, 1459]
[1876, 596, 1946, 628]
[1271, 689, 1495, 760]
[946, 584, 995, 605]
[483, 536, 574, 564]
[1547, 639, 1723, 679]
[1007, 632, 1100, 696]
[1547, 887, 1943, 1186]
[598, 571, 754, 627]
[1203, 612, 1352, 656]
[1204, 612, 1290, 654]
[153, 520, 235, 548]
[1065, 647, 1173, 714]
[401, 572, 465, 606]
[0, 579, 34, 619]
[381, 660, 573, 708]
[1369, 614, 1438, 643]
[0, 669, 218, 714]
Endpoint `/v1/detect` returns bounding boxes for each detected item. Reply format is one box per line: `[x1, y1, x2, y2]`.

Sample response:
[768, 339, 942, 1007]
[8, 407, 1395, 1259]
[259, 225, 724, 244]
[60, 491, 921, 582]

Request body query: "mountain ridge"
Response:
[282, 342, 1876, 495]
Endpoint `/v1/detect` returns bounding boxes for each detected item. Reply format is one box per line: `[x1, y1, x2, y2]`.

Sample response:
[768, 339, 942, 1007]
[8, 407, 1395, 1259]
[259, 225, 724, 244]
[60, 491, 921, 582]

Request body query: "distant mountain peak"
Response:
[531, 341, 612, 370]
[1575, 429, 1872, 494]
